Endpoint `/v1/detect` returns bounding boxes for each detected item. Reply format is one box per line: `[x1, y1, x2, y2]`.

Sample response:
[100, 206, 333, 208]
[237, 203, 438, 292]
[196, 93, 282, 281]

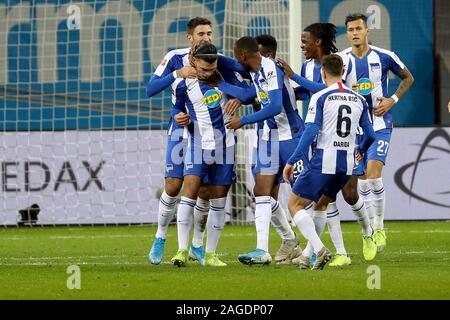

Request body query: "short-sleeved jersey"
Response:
[305, 82, 371, 175]
[250, 56, 303, 141]
[338, 45, 405, 131]
[301, 59, 324, 85]
[174, 79, 235, 150]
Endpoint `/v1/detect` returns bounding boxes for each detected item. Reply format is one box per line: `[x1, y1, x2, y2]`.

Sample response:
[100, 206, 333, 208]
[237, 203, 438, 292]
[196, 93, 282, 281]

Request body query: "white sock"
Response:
[155, 191, 178, 239]
[293, 209, 324, 254]
[326, 204, 347, 256]
[176, 197, 195, 250]
[192, 198, 209, 248]
[205, 197, 226, 253]
[368, 178, 385, 230]
[359, 179, 375, 226]
[255, 196, 272, 252]
[270, 198, 295, 241]
[351, 196, 373, 237]
[313, 209, 327, 236]
[301, 203, 317, 258]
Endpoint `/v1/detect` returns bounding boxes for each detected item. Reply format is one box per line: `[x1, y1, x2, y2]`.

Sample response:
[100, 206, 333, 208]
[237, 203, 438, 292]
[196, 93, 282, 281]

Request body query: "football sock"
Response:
[176, 197, 195, 250]
[326, 203, 347, 256]
[293, 209, 324, 254]
[255, 196, 272, 252]
[205, 197, 226, 253]
[359, 179, 376, 226]
[351, 196, 373, 236]
[155, 190, 178, 239]
[192, 197, 209, 248]
[270, 198, 295, 241]
[368, 178, 386, 230]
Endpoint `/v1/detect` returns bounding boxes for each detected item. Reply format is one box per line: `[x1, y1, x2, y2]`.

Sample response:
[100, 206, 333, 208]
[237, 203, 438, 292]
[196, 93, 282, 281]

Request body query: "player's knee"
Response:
[165, 178, 182, 197]
[253, 185, 271, 197]
[342, 187, 359, 206]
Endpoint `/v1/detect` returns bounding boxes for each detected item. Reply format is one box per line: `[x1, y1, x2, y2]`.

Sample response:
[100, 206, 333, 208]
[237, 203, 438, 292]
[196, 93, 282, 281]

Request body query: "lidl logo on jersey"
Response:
[356, 78, 374, 95]
[202, 89, 222, 109]
[257, 91, 270, 105]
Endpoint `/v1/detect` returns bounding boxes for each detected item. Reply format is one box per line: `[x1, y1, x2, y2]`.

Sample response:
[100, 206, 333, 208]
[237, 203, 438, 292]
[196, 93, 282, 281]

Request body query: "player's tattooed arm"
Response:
[374, 67, 414, 117]
[394, 67, 414, 99]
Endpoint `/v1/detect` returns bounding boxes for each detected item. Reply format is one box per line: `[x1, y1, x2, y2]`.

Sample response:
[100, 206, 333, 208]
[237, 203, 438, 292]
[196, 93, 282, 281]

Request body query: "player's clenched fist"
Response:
[374, 96, 395, 117]
[176, 66, 197, 79]
[174, 112, 190, 126]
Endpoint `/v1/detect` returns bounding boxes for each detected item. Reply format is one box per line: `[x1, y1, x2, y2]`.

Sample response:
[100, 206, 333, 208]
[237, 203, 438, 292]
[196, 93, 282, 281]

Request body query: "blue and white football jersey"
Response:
[306, 82, 371, 175]
[302, 58, 324, 85]
[338, 45, 405, 131]
[174, 79, 235, 150]
[250, 56, 303, 141]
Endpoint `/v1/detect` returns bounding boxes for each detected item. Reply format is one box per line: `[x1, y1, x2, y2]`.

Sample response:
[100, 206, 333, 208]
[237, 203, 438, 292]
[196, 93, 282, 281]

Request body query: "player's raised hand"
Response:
[374, 96, 396, 117]
[283, 164, 294, 184]
[225, 115, 242, 130]
[224, 99, 242, 115]
[174, 112, 190, 126]
[276, 58, 294, 79]
[176, 66, 197, 79]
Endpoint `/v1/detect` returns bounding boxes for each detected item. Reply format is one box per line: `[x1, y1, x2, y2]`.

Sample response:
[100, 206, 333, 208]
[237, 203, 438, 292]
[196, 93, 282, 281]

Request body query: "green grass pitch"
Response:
[0, 221, 449, 300]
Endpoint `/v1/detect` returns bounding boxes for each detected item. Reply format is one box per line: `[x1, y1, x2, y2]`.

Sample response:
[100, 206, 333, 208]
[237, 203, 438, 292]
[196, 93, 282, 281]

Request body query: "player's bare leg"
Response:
[289, 194, 332, 270]
[270, 184, 302, 264]
[238, 173, 277, 265]
[149, 177, 183, 265]
[366, 159, 387, 252]
[171, 175, 202, 267]
[203, 184, 230, 267]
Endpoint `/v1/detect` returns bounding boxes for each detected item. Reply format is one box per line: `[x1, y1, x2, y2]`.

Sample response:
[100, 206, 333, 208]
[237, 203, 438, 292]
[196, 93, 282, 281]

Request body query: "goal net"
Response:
[0, 0, 297, 226]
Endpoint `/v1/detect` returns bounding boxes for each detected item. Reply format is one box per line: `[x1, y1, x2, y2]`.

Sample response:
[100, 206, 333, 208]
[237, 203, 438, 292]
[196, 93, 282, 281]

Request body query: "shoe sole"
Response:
[311, 253, 332, 270]
[238, 257, 271, 266]
[172, 259, 186, 267]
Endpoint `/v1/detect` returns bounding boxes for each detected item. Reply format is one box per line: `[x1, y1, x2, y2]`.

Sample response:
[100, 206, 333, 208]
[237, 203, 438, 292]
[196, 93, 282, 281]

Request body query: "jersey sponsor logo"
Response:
[202, 89, 222, 109]
[355, 78, 374, 95]
[257, 91, 270, 105]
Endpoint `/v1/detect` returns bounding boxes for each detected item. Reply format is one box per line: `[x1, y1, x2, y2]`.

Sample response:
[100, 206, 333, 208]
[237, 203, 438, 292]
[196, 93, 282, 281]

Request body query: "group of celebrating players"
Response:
[145, 13, 414, 270]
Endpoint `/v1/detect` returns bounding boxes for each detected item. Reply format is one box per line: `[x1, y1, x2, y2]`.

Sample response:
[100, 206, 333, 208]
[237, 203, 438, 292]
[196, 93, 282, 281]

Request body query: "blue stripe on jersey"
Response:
[336, 150, 348, 175]
[253, 70, 278, 131]
[199, 82, 227, 147]
[313, 63, 322, 83]
[352, 52, 374, 109]
[282, 85, 304, 138]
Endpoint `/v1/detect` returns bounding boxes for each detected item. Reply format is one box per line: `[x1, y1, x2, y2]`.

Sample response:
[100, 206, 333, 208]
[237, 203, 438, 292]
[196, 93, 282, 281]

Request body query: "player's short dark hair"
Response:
[304, 23, 338, 54]
[234, 36, 259, 54]
[255, 34, 277, 54]
[193, 43, 218, 63]
[187, 17, 212, 34]
[321, 54, 343, 77]
[345, 13, 368, 27]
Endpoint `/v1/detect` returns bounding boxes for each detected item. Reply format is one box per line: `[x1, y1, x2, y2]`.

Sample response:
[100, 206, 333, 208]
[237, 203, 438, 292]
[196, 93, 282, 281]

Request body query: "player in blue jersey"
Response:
[283, 54, 376, 270]
[340, 14, 414, 252]
[217, 36, 304, 265]
[146, 17, 244, 266]
[169, 44, 235, 267]
[278, 23, 377, 266]
[146, 17, 213, 266]
[253, 34, 303, 264]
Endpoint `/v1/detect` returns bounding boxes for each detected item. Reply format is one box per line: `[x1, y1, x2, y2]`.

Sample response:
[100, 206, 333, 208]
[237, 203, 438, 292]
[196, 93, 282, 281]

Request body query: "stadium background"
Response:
[0, 0, 449, 225]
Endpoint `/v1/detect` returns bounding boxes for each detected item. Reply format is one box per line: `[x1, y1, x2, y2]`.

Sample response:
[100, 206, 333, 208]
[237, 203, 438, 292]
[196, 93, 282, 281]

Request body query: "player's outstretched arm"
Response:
[146, 67, 197, 98]
[287, 123, 319, 166]
[218, 81, 256, 104]
[277, 58, 326, 94]
[240, 89, 282, 125]
[217, 55, 248, 75]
